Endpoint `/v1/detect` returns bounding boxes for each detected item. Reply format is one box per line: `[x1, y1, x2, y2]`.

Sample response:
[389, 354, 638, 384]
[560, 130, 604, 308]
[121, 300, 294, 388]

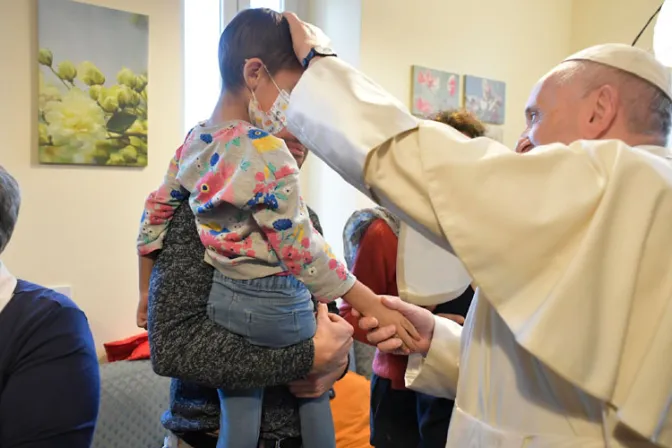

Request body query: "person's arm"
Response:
[340, 219, 397, 344]
[355, 294, 462, 398]
[137, 142, 188, 328]
[0, 305, 99, 447]
[287, 56, 672, 443]
[306, 206, 350, 380]
[338, 302, 369, 346]
[137, 144, 189, 257]
[136, 252, 156, 328]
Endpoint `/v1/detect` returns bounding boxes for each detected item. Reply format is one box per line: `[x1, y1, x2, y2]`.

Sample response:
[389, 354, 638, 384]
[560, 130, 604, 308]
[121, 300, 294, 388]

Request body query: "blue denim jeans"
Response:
[207, 272, 335, 448]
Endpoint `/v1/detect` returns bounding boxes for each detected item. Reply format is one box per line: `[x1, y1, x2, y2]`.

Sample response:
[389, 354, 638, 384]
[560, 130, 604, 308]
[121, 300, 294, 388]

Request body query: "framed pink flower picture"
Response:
[411, 65, 460, 117]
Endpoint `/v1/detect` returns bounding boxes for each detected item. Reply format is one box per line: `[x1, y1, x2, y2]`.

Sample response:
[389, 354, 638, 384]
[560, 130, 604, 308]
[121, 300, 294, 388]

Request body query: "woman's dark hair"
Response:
[431, 109, 487, 138]
[218, 8, 302, 92]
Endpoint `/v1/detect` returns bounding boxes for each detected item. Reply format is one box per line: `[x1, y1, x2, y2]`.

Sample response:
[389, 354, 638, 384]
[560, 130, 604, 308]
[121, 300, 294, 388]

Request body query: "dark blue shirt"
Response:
[0, 280, 100, 447]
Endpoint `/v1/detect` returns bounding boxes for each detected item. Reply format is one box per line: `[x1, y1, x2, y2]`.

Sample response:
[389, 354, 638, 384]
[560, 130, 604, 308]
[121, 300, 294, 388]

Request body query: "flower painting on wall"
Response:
[37, 0, 149, 167]
[464, 75, 506, 125]
[411, 66, 460, 117]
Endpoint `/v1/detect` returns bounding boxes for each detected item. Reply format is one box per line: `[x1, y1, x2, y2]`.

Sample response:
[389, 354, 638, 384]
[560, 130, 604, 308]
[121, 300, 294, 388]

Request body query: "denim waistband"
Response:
[212, 271, 307, 292]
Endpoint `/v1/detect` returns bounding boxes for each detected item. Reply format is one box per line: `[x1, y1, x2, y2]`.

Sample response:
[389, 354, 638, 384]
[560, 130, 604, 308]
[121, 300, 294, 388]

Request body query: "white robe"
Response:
[396, 221, 472, 307]
[287, 57, 672, 447]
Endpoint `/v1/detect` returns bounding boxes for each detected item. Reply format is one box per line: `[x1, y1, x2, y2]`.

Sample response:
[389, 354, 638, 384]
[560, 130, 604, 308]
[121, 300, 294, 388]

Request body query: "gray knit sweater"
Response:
[148, 201, 334, 439]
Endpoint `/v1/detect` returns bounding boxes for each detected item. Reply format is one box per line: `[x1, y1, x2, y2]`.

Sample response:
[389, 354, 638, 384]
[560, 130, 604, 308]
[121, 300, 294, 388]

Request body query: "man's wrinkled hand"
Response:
[360, 297, 421, 352]
[311, 303, 353, 375]
[354, 296, 434, 355]
[282, 12, 331, 62]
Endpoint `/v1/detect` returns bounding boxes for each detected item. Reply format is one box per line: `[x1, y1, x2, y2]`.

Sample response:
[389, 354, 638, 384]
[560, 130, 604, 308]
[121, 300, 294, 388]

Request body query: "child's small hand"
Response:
[136, 293, 148, 329]
[364, 298, 420, 352]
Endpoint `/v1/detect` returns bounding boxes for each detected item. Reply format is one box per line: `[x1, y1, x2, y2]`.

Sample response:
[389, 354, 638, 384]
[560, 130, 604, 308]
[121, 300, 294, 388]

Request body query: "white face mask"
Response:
[248, 66, 290, 134]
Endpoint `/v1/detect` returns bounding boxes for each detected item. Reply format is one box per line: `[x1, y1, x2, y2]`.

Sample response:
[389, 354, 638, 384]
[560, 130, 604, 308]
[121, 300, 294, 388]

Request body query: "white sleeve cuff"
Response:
[405, 315, 462, 399]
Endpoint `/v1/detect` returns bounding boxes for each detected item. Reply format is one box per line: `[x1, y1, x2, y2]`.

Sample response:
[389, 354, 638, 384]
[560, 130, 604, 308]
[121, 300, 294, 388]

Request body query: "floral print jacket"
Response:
[138, 120, 354, 301]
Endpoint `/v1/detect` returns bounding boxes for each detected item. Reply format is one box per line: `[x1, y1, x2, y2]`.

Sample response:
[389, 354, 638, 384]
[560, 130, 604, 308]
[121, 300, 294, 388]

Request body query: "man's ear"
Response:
[242, 58, 264, 91]
[585, 84, 618, 139]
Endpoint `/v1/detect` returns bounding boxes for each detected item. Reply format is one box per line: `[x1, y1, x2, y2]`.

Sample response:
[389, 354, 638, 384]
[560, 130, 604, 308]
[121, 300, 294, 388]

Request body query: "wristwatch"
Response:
[302, 46, 337, 69]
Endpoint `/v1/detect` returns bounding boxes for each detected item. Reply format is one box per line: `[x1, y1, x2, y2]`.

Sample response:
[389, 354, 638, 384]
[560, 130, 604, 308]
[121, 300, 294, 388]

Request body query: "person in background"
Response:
[284, 12, 672, 446]
[137, 129, 349, 448]
[0, 166, 100, 447]
[149, 200, 351, 448]
[340, 110, 486, 448]
[137, 9, 416, 448]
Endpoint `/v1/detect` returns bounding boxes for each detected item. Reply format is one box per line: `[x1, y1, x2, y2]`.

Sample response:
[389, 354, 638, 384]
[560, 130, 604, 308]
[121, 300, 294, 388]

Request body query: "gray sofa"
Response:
[92, 342, 375, 448]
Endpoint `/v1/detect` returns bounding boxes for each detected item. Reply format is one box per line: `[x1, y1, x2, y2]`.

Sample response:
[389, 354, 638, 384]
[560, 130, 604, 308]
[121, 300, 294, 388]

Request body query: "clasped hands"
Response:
[351, 296, 465, 356]
[293, 295, 467, 397]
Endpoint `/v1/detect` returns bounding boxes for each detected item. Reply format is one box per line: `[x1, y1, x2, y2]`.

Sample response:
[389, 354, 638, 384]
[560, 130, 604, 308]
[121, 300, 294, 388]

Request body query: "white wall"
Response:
[0, 0, 183, 351]
[571, 0, 662, 53]
[358, 0, 574, 149]
[299, 0, 574, 264]
[570, 1, 667, 143]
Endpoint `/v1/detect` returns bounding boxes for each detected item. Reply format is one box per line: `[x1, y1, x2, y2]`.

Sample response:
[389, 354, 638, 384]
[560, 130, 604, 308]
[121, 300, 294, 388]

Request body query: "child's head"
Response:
[218, 8, 303, 132]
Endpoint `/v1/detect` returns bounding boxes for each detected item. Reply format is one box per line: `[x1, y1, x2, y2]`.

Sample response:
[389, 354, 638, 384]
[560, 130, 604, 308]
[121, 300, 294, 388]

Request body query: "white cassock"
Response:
[288, 44, 672, 447]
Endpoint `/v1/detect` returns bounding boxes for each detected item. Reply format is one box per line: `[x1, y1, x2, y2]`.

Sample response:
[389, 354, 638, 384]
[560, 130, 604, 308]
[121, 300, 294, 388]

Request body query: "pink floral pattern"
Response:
[137, 122, 354, 302]
[414, 98, 433, 116]
[411, 66, 460, 117]
[417, 70, 438, 91]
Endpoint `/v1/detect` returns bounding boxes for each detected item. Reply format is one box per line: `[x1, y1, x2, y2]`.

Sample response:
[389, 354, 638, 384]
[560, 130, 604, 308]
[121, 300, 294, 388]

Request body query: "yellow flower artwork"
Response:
[37, 0, 149, 167]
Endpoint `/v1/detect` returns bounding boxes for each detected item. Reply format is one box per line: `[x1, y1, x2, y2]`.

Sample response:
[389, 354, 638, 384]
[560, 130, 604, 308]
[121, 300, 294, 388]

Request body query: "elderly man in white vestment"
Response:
[281, 12, 672, 448]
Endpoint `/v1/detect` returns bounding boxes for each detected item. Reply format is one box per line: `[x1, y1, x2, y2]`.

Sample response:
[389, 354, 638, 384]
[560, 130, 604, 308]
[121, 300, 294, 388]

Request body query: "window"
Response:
[183, 0, 222, 132]
[247, 0, 285, 10]
[183, 0, 293, 132]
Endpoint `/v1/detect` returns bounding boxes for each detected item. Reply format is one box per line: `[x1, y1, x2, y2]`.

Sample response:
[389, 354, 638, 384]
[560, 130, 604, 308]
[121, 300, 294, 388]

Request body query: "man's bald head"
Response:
[521, 46, 672, 150]
[554, 60, 671, 141]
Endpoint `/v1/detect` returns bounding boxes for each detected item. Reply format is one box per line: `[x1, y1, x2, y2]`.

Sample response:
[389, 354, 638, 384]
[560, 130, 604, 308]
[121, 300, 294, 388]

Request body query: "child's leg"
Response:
[207, 273, 323, 446]
[216, 388, 263, 448]
[289, 289, 336, 448]
[298, 393, 336, 448]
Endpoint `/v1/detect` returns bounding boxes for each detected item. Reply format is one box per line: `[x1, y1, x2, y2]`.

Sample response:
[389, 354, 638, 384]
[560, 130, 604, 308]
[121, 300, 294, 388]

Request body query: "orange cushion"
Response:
[331, 371, 372, 448]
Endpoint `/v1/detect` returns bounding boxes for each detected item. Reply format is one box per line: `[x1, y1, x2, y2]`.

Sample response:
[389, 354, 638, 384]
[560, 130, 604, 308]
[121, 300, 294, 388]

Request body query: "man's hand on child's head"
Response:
[282, 12, 330, 62]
